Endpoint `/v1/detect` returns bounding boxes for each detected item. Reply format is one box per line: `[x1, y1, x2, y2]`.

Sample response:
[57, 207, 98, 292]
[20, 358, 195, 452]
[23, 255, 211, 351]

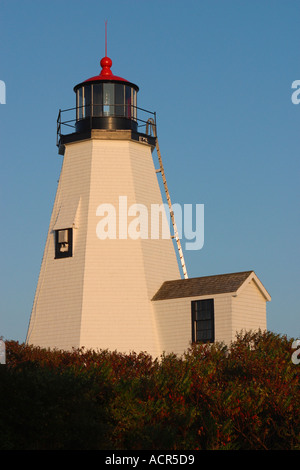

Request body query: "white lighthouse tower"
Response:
[26, 48, 182, 357]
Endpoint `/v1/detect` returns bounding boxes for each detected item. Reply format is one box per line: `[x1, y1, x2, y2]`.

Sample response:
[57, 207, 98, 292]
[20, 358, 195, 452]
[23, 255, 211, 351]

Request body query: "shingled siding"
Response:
[27, 140, 93, 351]
[27, 138, 180, 358]
[153, 293, 234, 356]
[232, 278, 267, 337]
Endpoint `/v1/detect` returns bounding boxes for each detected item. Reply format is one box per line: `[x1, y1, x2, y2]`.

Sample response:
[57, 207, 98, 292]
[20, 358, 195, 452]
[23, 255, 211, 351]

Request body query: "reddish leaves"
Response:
[1, 330, 299, 450]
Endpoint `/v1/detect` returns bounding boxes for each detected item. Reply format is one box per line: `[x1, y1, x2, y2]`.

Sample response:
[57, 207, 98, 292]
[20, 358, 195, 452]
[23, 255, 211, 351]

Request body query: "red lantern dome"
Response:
[73, 54, 139, 134]
[74, 55, 139, 91]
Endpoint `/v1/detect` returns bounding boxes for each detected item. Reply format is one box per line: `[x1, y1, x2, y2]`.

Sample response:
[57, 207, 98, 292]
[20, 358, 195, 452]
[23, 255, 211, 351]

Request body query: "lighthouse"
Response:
[26, 48, 182, 357]
[26, 40, 271, 357]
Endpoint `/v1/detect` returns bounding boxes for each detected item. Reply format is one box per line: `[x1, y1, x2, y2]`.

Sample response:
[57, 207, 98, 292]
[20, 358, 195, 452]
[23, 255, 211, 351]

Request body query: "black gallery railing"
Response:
[56, 104, 157, 148]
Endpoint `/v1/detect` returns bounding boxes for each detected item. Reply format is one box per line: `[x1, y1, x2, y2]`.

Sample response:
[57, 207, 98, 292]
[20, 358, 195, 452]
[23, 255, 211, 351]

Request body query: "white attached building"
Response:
[152, 270, 271, 355]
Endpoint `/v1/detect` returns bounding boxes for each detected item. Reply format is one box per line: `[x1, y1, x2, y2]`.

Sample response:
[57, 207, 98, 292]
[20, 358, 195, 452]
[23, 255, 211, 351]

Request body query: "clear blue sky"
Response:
[0, 0, 299, 343]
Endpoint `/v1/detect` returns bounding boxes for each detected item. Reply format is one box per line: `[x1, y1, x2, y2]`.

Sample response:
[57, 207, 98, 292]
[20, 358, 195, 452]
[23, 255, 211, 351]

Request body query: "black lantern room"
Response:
[56, 54, 156, 155]
[74, 56, 139, 133]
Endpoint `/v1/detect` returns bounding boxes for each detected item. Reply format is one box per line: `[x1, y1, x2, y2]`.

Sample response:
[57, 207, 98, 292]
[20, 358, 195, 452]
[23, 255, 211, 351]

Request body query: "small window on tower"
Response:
[55, 228, 73, 259]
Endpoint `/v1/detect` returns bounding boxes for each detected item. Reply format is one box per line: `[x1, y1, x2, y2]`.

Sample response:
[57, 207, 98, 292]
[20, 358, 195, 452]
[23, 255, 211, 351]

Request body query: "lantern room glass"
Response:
[93, 84, 102, 116]
[76, 83, 137, 121]
[84, 86, 91, 118]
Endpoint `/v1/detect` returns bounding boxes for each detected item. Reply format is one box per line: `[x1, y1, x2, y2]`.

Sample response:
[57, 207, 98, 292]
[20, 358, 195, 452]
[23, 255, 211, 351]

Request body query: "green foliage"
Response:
[0, 331, 299, 450]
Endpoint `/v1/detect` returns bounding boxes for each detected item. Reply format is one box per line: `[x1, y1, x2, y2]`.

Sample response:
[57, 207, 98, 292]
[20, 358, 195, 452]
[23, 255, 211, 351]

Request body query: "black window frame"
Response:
[54, 228, 73, 259]
[191, 299, 215, 344]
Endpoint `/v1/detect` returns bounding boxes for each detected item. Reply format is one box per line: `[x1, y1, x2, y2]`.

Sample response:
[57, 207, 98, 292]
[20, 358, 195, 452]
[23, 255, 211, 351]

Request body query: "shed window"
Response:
[191, 299, 215, 343]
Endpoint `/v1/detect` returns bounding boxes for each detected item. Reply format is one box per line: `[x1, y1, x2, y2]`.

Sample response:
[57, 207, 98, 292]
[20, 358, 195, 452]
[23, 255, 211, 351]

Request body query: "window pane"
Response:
[78, 88, 83, 119]
[103, 83, 114, 116]
[115, 84, 125, 116]
[197, 329, 206, 341]
[196, 326, 212, 342]
[195, 306, 212, 321]
[201, 299, 210, 310]
[93, 84, 103, 116]
[76, 89, 79, 120]
[132, 90, 137, 120]
[84, 86, 91, 117]
[125, 86, 131, 118]
[203, 320, 211, 330]
[201, 310, 211, 321]
[195, 310, 201, 321]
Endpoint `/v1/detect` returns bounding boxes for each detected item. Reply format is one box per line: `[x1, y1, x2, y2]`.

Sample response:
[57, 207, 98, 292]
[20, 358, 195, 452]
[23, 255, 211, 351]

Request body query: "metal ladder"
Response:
[146, 119, 188, 279]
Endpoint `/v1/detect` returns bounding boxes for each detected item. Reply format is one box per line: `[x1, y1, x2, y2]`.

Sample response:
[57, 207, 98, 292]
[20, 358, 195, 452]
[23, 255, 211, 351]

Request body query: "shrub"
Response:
[0, 331, 299, 450]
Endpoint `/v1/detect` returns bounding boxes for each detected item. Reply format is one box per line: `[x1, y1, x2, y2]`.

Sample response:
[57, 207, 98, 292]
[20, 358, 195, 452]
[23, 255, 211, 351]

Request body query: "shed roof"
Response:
[152, 270, 271, 301]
